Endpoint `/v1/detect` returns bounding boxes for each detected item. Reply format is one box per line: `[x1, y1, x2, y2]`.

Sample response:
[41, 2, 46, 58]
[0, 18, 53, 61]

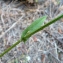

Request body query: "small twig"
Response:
[0, 15, 24, 38]
[44, 30, 63, 44]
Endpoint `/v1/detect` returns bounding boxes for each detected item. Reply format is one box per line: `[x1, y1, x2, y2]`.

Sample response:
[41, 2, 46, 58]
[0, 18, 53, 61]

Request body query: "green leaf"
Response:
[21, 16, 47, 42]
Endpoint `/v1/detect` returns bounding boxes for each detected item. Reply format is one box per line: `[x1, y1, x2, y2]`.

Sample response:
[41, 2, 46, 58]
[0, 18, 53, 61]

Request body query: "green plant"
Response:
[0, 14, 63, 58]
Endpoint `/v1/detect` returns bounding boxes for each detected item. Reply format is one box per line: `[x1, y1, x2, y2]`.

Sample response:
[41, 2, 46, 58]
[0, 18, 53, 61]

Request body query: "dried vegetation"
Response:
[0, 0, 63, 63]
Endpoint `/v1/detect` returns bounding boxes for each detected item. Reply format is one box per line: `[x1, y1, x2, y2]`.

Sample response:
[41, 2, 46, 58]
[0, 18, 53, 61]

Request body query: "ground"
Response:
[0, 0, 63, 63]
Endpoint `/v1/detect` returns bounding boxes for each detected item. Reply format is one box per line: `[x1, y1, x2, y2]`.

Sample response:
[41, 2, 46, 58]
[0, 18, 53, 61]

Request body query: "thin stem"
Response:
[0, 14, 63, 58]
[0, 39, 22, 58]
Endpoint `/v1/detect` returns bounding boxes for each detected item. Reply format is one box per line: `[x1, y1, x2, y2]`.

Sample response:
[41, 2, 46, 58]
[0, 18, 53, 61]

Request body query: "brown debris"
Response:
[58, 28, 63, 34]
